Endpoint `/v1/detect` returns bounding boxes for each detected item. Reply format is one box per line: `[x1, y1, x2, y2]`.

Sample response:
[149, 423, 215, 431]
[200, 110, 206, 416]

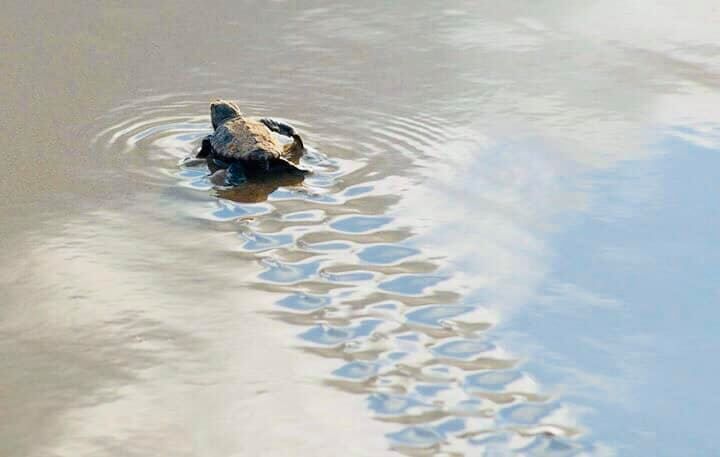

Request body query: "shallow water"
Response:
[2, 1, 720, 456]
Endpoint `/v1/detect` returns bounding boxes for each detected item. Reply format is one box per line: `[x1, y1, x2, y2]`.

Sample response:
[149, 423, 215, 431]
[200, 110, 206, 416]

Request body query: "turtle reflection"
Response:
[213, 172, 306, 203]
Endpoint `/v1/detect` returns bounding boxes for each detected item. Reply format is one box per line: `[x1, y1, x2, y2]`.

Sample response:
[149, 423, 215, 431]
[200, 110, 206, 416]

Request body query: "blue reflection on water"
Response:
[373, 302, 399, 312]
[271, 189, 338, 203]
[379, 274, 446, 295]
[468, 432, 510, 449]
[283, 210, 324, 221]
[322, 271, 375, 283]
[242, 233, 294, 251]
[306, 241, 352, 251]
[300, 319, 382, 346]
[387, 426, 444, 448]
[415, 383, 451, 398]
[258, 259, 321, 283]
[452, 398, 486, 414]
[499, 402, 559, 425]
[516, 435, 587, 457]
[386, 351, 407, 361]
[333, 361, 381, 380]
[387, 418, 466, 448]
[431, 338, 495, 360]
[508, 138, 720, 456]
[330, 215, 392, 233]
[343, 185, 374, 197]
[211, 200, 268, 220]
[405, 305, 475, 327]
[357, 244, 419, 264]
[368, 393, 430, 416]
[463, 371, 522, 393]
[177, 168, 205, 178]
[276, 293, 331, 311]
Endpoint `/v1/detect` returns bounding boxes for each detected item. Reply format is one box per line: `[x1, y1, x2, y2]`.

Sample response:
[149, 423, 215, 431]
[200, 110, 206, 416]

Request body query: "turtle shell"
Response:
[210, 116, 283, 160]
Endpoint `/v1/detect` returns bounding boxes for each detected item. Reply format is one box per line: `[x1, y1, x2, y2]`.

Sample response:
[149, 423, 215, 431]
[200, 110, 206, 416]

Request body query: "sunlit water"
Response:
[2, 1, 720, 456]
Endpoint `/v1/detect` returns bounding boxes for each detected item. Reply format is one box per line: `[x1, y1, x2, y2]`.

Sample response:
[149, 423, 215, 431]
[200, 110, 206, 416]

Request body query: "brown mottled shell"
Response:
[210, 116, 284, 160]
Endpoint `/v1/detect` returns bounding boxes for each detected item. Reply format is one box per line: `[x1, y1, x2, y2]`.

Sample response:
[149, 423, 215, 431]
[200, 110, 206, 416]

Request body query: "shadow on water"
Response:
[214, 174, 307, 204]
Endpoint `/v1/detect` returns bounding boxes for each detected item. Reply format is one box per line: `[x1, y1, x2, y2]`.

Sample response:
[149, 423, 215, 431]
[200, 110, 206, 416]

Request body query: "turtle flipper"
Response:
[282, 136, 305, 164]
[197, 134, 213, 158]
[259, 118, 297, 137]
[226, 162, 248, 186]
[207, 156, 230, 174]
[256, 117, 306, 164]
[209, 162, 247, 186]
[209, 169, 228, 186]
[269, 157, 309, 176]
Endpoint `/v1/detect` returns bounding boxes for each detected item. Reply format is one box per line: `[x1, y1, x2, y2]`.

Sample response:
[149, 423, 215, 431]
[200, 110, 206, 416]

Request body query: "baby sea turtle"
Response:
[195, 99, 308, 185]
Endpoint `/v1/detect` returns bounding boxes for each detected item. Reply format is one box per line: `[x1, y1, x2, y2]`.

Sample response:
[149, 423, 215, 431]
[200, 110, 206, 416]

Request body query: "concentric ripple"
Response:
[92, 93, 594, 456]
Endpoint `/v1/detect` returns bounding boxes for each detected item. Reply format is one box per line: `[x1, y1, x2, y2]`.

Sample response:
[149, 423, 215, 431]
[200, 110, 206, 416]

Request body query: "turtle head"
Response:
[210, 99, 243, 130]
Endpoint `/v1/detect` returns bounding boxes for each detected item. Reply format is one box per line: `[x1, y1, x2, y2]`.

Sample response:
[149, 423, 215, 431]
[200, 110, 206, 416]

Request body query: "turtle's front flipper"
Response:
[209, 162, 247, 186]
[209, 169, 228, 186]
[196, 134, 213, 158]
[226, 162, 248, 186]
[259, 118, 298, 138]
[180, 157, 208, 167]
[207, 156, 230, 174]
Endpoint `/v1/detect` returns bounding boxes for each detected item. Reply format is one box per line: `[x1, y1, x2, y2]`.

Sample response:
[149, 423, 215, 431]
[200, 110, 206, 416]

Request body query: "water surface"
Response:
[2, 1, 719, 456]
